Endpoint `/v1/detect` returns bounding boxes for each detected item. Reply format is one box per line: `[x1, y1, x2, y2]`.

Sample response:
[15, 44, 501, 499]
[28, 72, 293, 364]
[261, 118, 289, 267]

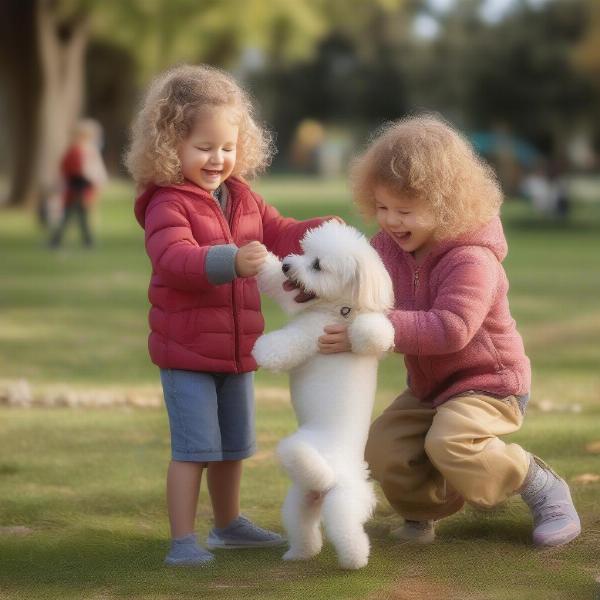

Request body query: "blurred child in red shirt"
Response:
[49, 119, 107, 248]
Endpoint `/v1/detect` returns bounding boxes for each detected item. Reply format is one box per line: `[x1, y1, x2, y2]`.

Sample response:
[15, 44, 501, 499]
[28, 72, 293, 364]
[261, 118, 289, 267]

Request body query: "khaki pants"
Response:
[365, 389, 530, 522]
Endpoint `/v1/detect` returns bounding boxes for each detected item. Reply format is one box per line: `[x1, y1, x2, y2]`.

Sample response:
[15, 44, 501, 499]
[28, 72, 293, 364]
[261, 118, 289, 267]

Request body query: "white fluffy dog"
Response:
[252, 221, 395, 569]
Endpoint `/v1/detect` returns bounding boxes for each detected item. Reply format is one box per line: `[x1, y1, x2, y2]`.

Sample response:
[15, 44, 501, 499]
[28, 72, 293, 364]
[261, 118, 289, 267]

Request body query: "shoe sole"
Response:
[206, 539, 287, 550]
[534, 525, 581, 548]
[390, 526, 436, 544]
[391, 533, 436, 544]
[164, 557, 215, 566]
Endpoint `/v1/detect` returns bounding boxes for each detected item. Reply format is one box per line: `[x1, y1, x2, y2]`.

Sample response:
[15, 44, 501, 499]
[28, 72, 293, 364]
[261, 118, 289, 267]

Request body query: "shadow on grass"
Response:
[439, 516, 532, 545]
[1, 527, 421, 600]
[368, 503, 533, 546]
[0, 528, 302, 598]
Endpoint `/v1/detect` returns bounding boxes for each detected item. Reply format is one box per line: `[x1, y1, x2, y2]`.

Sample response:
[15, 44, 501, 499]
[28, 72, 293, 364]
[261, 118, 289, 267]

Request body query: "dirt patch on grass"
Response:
[246, 450, 275, 466]
[0, 379, 164, 408]
[0, 526, 34, 537]
[366, 577, 482, 600]
[256, 386, 290, 405]
[0, 379, 291, 409]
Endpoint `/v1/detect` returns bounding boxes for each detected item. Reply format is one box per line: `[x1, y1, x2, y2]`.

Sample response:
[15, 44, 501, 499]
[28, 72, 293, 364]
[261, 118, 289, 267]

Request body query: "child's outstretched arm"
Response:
[390, 250, 500, 355]
[253, 191, 339, 258]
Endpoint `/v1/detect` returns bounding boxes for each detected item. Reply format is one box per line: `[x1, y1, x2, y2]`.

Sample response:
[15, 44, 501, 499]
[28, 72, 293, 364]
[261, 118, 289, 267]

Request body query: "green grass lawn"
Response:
[1, 177, 600, 599]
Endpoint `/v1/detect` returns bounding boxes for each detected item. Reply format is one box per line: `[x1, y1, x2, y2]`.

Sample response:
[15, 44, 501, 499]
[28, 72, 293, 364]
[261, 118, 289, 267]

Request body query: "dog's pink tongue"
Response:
[283, 280, 297, 291]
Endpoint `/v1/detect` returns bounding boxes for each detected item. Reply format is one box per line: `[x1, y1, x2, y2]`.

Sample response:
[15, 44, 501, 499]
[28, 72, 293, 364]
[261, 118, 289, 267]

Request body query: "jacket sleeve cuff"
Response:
[205, 244, 238, 285]
[389, 309, 420, 354]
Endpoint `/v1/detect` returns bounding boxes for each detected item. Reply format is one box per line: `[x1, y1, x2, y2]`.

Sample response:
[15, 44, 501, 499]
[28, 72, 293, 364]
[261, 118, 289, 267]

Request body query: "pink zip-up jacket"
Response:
[372, 217, 531, 407]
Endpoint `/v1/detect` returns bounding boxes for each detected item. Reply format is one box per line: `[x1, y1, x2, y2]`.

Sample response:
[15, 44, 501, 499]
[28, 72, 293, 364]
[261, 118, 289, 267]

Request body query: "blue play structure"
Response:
[470, 131, 540, 168]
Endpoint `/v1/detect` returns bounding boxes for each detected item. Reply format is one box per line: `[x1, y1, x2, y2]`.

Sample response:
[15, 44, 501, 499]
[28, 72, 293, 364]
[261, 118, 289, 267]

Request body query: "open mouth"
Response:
[393, 231, 411, 242]
[203, 169, 222, 177]
[282, 278, 317, 303]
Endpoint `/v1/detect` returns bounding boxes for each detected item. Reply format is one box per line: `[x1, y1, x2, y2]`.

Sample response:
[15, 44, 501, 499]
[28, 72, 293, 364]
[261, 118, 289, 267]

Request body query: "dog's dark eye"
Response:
[312, 258, 321, 271]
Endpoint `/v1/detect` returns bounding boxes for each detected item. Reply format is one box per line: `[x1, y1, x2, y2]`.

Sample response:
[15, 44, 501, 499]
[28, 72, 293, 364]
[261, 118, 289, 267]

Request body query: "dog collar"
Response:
[340, 306, 352, 319]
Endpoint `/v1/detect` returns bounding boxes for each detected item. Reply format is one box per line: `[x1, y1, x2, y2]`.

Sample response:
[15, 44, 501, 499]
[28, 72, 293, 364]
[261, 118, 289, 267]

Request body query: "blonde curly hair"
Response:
[351, 114, 503, 240]
[125, 64, 274, 187]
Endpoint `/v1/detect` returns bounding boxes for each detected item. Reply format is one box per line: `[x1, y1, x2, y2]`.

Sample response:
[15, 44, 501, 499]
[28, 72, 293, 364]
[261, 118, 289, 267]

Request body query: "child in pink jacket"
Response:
[319, 115, 580, 547]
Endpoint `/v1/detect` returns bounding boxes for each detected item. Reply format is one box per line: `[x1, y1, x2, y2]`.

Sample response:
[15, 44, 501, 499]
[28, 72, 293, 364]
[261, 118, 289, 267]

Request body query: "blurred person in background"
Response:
[520, 161, 554, 216]
[521, 158, 571, 221]
[49, 119, 107, 249]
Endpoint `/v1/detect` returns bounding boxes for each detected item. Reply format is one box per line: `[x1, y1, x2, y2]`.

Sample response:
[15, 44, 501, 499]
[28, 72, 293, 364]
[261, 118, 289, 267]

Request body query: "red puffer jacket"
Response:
[135, 177, 332, 373]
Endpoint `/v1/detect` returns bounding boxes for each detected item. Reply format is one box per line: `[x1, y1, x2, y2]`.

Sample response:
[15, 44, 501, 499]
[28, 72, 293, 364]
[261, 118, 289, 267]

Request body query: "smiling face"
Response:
[177, 106, 239, 192]
[374, 185, 438, 263]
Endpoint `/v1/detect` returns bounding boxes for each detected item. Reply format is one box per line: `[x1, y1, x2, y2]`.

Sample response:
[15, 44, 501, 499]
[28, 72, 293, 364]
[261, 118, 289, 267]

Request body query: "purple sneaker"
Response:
[523, 471, 581, 547]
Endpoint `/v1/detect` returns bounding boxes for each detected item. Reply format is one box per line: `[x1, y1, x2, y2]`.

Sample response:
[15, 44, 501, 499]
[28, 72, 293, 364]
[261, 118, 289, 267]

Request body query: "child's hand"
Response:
[235, 241, 268, 277]
[318, 324, 351, 354]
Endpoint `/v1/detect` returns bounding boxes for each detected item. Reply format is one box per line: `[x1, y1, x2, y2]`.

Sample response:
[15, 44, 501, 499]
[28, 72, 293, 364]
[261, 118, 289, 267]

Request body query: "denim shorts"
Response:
[160, 369, 256, 462]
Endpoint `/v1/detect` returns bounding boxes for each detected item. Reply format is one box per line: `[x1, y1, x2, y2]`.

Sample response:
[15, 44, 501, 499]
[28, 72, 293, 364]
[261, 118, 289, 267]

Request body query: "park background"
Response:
[1, 0, 599, 598]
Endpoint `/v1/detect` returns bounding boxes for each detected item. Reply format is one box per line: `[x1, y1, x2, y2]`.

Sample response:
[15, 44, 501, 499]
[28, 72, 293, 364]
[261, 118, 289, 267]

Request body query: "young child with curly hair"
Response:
[319, 114, 580, 548]
[127, 64, 336, 566]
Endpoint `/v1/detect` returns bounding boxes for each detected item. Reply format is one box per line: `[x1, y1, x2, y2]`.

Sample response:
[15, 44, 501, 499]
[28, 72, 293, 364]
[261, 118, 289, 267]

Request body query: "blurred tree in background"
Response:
[1, 0, 599, 212]
[0, 0, 327, 210]
[0, 1, 89, 211]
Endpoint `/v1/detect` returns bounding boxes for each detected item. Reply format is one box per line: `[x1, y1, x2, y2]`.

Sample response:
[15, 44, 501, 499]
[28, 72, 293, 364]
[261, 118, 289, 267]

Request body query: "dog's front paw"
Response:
[256, 252, 284, 294]
[252, 331, 297, 372]
[252, 334, 279, 370]
[348, 313, 395, 356]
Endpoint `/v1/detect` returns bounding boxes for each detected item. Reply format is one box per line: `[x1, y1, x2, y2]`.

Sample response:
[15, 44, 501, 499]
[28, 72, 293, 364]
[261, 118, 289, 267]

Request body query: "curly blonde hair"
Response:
[125, 64, 274, 187]
[351, 114, 503, 239]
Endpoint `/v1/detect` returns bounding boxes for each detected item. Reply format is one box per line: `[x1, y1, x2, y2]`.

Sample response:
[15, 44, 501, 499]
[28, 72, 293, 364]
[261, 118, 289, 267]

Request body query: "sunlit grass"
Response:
[1, 177, 600, 598]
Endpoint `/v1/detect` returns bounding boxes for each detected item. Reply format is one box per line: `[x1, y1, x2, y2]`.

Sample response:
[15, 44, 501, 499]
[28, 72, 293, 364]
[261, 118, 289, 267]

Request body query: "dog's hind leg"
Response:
[321, 483, 373, 570]
[281, 483, 323, 561]
[278, 437, 336, 492]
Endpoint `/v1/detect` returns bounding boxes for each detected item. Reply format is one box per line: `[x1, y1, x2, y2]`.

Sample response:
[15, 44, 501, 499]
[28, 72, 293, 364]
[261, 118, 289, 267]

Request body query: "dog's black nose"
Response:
[282, 263, 290, 274]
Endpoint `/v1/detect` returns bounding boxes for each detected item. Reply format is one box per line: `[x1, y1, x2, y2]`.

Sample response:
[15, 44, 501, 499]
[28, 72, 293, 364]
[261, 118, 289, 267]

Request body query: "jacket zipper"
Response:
[209, 189, 241, 373]
[412, 264, 426, 384]
[413, 267, 420, 295]
[227, 194, 241, 373]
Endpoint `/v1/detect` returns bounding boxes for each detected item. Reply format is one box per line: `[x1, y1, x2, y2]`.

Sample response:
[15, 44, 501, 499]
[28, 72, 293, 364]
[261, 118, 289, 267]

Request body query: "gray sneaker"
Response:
[164, 533, 215, 566]
[391, 520, 436, 544]
[524, 472, 581, 547]
[206, 515, 286, 549]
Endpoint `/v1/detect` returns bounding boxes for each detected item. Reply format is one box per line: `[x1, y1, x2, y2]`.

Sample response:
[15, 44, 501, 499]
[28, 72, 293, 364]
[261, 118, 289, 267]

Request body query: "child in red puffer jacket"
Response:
[126, 64, 336, 566]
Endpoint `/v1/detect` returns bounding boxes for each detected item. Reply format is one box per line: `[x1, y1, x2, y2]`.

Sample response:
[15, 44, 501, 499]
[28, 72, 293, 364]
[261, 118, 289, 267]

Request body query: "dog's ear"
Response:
[352, 249, 394, 312]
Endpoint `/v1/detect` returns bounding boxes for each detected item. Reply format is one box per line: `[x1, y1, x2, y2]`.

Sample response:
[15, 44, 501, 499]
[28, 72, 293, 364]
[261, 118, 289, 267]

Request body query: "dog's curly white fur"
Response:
[252, 221, 395, 570]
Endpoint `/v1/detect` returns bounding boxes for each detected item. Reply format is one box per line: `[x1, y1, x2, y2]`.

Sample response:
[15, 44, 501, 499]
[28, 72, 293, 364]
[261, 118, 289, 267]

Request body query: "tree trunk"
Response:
[0, 0, 89, 212]
[0, 2, 42, 209]
[36, 1, 89, 220]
